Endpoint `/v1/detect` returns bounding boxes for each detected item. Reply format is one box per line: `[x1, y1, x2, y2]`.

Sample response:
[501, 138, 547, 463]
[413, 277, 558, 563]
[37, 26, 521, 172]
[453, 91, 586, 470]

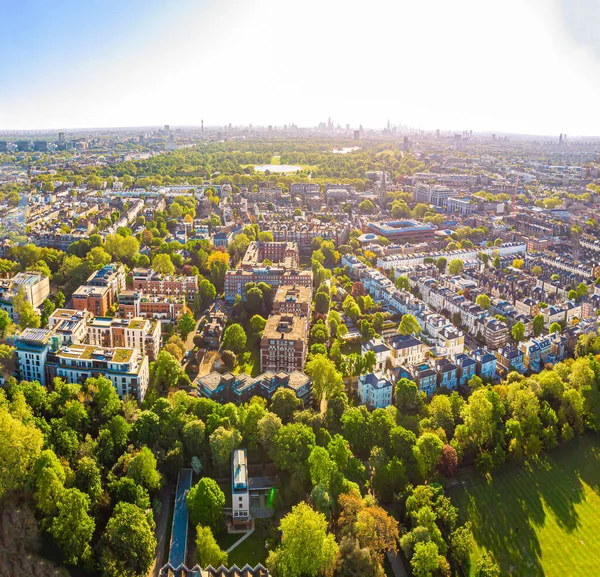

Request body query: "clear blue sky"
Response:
[2, 0, 600, 135]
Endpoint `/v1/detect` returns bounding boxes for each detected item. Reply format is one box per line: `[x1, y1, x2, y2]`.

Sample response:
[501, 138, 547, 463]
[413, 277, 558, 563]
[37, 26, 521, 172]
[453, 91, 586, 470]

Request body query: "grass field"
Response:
[451, 435, 600, 576]
[270, 155, 281, 165]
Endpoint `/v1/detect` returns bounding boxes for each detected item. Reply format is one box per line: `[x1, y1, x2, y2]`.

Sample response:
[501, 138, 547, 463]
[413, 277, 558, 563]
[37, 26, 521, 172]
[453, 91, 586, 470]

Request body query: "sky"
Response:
[1, 0, 600, 135]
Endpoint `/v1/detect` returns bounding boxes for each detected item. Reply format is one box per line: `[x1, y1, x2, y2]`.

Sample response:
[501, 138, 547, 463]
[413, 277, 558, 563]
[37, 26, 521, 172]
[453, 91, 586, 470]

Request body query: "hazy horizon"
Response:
[2, 0, 600, 135]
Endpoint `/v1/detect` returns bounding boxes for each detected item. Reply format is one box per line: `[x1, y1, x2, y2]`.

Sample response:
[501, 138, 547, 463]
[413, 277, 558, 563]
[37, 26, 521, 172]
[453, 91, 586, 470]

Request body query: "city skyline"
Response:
[2, 0, 600, 135]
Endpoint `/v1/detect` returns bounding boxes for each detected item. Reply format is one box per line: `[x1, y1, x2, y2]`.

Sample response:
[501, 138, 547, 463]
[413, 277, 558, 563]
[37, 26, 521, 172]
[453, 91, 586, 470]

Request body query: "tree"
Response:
[334, 535, 384, 577]
[549, 322, 562, 334]
[55, 290, 66, 308]
[187, 477, 226, 532]
[0, 405, 43, 498]
[415, 433, 444, 480]
[533, 314, 545, 337]
[40, 297, 56, 325]
[436, 444, 458, 477]
[13, 289, 41, 329]
[178, 312, 196, 340]
[511, 321, 525, 342]
[270, 423, 316, 472]
[222, 323, 247, 354]
[250, 314, 267, 337]
[75, 456, 103, 506]
[314, 292, 331, 315]
[475, 294, 490, 310]
[50, 488, 95, 565]
[258, 231, 274, 242]
[87, 246, 112, 266]
[305, 354, 344, 404]
[152, 350, 185, 392]
[435, 257, 447, 273]
[492, 255, 501, 269]
[410, 541, 440, 577]
[196, 525, 228, 567]
[271, 388, 303, 423]
[531, 265, 543, 277]
[267, 503, 338, 577]
[450, 522, 474, 572]
[127, 447, 161, 491]
[152, 253, 175, 275]
[209, 426, 241, 471]
[395, 276, 410, 291]
[399, 314, 421, 336]
[448, 259, 464, 275]
[104, 234, 140, 264]
[359, 199, 375, 214]
[101, 502, 156, 577]
[198, 279, 217, 308]
[473, 551, 501, 577]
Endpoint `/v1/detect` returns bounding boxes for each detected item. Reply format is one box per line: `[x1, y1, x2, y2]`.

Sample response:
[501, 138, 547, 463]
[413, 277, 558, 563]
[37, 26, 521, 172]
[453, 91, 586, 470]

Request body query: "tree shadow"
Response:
[454, 435, 600, 576]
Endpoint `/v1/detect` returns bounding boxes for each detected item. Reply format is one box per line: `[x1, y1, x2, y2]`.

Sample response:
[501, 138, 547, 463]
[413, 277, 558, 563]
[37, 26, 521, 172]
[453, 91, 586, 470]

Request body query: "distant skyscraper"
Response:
[58, 132, 65, 142]
[164, 124, 170, 132]
[354, 130, 360, 141]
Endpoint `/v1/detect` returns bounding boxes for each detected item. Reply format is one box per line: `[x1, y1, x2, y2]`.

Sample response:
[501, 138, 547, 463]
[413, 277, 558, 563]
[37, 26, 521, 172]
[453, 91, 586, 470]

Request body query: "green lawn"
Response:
[451, 435, 600, 576]
[233, 347, 260, 377]
[227, 528, 268, 568]
[270, 155, 281, 165]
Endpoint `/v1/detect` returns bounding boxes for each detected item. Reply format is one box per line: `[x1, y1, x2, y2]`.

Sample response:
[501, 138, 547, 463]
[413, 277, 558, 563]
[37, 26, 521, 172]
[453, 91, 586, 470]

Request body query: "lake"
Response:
[253, 164, 302, 173]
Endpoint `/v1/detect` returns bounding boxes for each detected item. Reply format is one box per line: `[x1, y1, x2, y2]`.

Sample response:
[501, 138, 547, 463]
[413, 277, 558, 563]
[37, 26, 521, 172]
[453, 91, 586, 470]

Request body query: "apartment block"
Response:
[260, 314, 308, 372]
[118, 290, 185, 321]
[53, 344, 149, 401]
[197, 370, 312, 405]
[272, 285, 312, 315]
[0, 272, 50, 319]
[72, 285, 110, 316]
[132, 268, 198, 298]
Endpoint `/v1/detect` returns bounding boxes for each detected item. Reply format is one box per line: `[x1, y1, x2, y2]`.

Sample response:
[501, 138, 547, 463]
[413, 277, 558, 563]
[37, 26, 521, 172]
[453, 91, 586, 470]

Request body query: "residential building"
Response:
[14, 328, 55, 386]
[454, 353, 477, 386]
[435, 358, 458, 391]
[473, 349, 497, 382]
[53, 344, 149, 401]
[409, 362, 438, 395]
[86, 263, 126, 305]
[482, 317, 510, 349]
[197, 370, 312, 405]
[0, 272, 50, 319]
[47, 308, 90, 345]
[202, 311, 227, 348]
[358, 371, 394, 408]
[72, 285, 110, 316]
[362, 338, 391, 372]
[386, 333, 429, 367]
[232, 449, 250, 526]
[86, 316, 161, 360]
[118, 291, 185, 321]
[260, 314, 308, 372]
[495, 345, 525, 375]
[272, 284, 312, 315]
[132, 268, 198, 298]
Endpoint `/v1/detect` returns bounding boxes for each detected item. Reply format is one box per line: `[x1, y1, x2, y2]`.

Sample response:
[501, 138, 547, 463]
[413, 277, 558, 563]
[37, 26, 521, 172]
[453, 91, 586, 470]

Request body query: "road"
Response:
[148, 482, 172, 577]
